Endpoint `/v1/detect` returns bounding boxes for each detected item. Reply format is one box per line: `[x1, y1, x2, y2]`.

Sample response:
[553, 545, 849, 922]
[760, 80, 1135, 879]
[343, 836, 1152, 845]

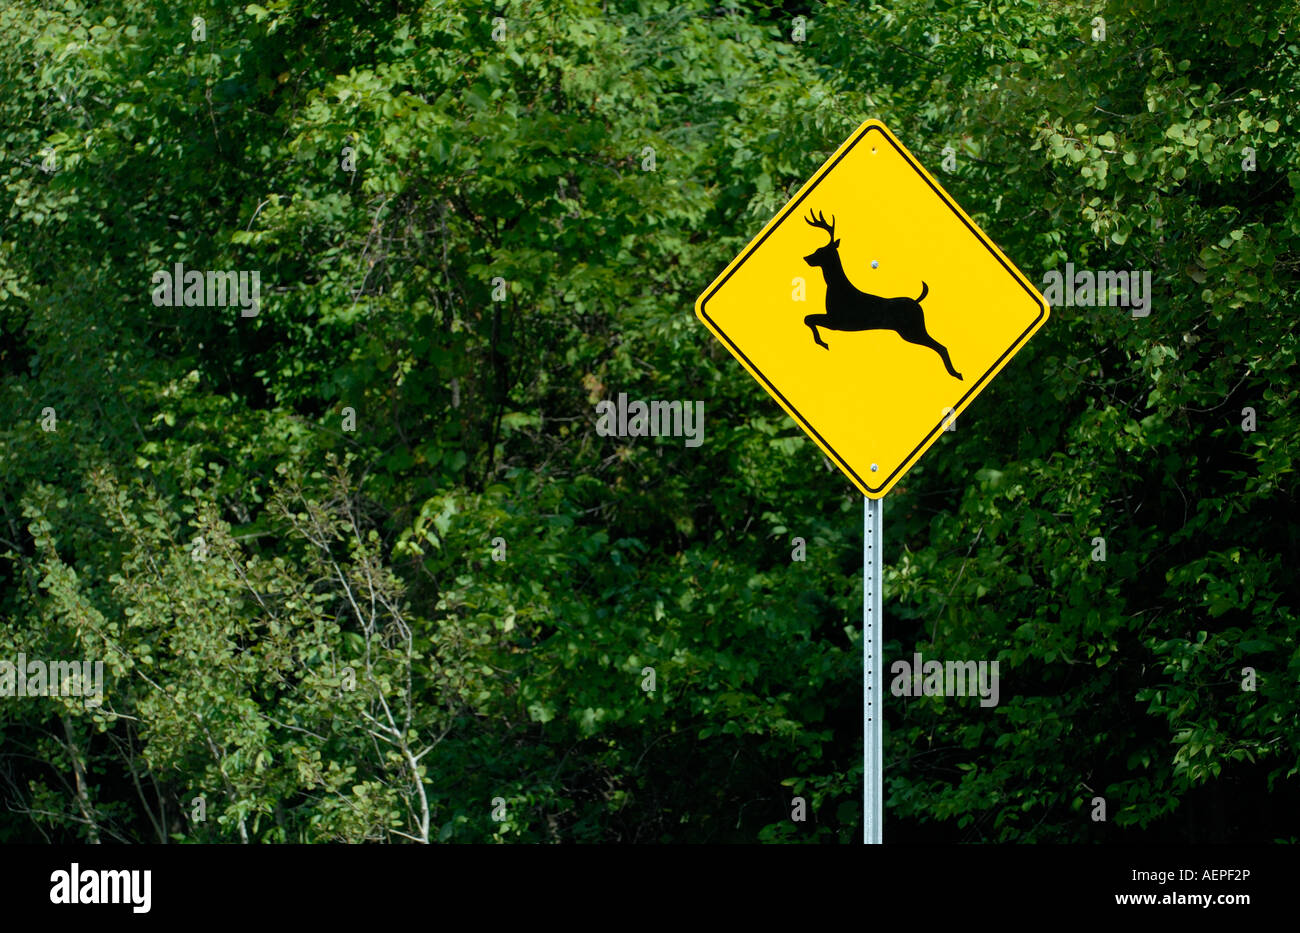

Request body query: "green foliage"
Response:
[0, 0, 1295, 843]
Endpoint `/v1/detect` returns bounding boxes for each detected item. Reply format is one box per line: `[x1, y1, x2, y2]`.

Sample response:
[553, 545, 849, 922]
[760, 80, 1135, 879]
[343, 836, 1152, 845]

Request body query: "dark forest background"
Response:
[0, 0, 1296, 843]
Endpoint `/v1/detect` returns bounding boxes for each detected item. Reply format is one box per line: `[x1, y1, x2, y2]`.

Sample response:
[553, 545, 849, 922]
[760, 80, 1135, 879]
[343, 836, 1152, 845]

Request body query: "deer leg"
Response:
[901, 331, 963, 380]
[804, 314, 831, 350]
[932, 340, 963, 380]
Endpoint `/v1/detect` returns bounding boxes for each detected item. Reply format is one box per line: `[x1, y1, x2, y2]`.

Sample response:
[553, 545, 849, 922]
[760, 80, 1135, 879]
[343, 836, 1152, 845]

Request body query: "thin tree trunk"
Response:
[62, 715, 101, 844]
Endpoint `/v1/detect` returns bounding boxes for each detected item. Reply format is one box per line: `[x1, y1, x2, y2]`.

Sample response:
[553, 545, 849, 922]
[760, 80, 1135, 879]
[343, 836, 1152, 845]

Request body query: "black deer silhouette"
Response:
[802, 210, 962, 380]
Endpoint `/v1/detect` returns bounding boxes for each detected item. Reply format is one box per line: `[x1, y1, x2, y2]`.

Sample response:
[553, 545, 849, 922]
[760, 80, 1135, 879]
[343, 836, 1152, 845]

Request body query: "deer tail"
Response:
[916, 281, 929, 303]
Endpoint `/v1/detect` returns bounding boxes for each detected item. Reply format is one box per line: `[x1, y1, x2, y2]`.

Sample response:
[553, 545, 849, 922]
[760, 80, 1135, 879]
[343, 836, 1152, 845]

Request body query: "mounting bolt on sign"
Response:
[693, 118, 1049, 843]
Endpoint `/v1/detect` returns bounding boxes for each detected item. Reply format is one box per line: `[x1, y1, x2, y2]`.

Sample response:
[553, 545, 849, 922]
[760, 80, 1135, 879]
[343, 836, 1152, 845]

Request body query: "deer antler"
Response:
[805, 209, 836, 242]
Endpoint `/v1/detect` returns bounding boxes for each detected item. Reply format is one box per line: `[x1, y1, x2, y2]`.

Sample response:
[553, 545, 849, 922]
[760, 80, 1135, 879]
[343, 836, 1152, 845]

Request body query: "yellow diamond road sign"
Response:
[695, 119, 1049, 498]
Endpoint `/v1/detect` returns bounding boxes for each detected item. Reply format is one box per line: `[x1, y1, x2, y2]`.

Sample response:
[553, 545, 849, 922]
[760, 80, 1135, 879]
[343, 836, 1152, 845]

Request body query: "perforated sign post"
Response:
[695, 118, 1049, 843]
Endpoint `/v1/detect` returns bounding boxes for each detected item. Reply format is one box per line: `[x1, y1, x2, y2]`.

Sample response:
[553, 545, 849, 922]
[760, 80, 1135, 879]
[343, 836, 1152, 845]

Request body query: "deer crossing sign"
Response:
[695, 119, 1049, 498]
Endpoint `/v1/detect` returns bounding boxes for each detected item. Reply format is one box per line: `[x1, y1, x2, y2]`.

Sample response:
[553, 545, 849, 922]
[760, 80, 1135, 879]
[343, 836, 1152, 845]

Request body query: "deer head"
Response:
[803, 210, 840, 267]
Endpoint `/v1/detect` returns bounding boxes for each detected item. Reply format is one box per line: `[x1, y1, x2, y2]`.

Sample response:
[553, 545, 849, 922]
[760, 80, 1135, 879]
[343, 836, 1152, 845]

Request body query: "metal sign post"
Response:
[863, 495, 882, 844]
